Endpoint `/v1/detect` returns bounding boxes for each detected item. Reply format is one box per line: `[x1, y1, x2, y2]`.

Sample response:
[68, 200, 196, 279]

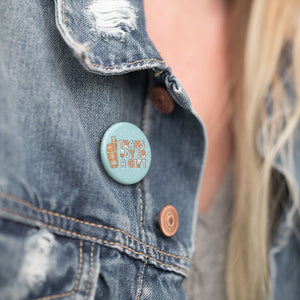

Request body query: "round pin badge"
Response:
[100, 122, 151, 185]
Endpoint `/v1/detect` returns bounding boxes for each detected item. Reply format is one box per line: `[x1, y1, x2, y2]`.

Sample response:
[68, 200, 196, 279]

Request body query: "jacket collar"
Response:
[54, 0, 166, 75]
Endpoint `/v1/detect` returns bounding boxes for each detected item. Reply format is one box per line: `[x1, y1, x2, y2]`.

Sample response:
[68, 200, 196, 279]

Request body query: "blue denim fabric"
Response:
[0, 0, 299, 300]
[0, 0, 206, 299]
[259, 42, 300, 300]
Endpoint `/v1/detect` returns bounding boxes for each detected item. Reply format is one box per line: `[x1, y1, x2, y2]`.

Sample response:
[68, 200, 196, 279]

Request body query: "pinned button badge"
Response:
[100, 122, 151, 185]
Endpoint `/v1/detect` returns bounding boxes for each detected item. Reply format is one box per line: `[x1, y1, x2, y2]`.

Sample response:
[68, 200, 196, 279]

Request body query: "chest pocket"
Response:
[0, 218, 99, 300]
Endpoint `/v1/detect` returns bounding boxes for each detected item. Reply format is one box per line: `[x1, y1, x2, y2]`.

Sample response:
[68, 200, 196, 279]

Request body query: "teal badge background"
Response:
[100, 122, 151, 184]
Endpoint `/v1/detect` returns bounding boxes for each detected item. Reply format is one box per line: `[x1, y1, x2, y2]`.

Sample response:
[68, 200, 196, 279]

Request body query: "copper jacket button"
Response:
[149, 87, 175, 114]
[159, 205, 179, 237]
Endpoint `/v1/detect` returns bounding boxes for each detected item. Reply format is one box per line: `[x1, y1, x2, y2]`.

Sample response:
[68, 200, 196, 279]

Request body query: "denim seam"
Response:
[0, 192, 191, 262]
[91, 59, 166, 69]
[141, 97, 147, 132]
[138, 96, 147, 227]
[137, 259, 148, 300]
[84, 242, 95, 300]
[0, 207, 188, 274]
[62, 0, 65, 24]
[35, 240, 83, 300]
[138, 183, 143, 226]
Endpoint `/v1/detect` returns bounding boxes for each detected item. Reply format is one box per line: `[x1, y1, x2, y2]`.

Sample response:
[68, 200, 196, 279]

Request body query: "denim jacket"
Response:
[0, 1, 299, 299]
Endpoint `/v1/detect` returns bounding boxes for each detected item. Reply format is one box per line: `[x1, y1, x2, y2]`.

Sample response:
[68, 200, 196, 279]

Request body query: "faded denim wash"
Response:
[0, 0, 206, 299]
[0, 0, 299, 300]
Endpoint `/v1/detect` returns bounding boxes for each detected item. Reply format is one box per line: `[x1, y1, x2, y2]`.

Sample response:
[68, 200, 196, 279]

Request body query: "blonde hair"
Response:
[227, 0, 300, 299]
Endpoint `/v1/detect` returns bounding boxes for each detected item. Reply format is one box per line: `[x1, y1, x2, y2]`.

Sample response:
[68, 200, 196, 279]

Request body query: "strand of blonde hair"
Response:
[227, 1, 300, 299]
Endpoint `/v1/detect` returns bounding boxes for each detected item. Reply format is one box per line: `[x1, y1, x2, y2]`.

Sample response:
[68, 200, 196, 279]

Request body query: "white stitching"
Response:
[137, 259, 148, 300]
[0, 192, 191, 262]
[0, 207, 189, 274]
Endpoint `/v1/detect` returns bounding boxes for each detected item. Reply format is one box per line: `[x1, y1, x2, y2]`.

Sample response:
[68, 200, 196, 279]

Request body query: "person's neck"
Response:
[144, 0, 232, 215]
[144, 0, 227, 21]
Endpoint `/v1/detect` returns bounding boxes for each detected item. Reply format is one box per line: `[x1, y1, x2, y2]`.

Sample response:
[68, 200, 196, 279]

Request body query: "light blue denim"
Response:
[0, 0, 206, 299]
[0, 0, 299, 299]
[261, 42, 300, 300]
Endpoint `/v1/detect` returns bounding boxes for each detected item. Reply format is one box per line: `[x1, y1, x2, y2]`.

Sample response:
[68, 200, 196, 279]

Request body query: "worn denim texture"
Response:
[0, 0, 299, 299]
[262, 42, 300, 300]
[0, 0, 206, 299]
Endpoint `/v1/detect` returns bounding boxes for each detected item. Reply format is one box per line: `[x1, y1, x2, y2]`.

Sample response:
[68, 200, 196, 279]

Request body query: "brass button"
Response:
[149, 87, 175, 114]
[159, 205, 179, 237]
